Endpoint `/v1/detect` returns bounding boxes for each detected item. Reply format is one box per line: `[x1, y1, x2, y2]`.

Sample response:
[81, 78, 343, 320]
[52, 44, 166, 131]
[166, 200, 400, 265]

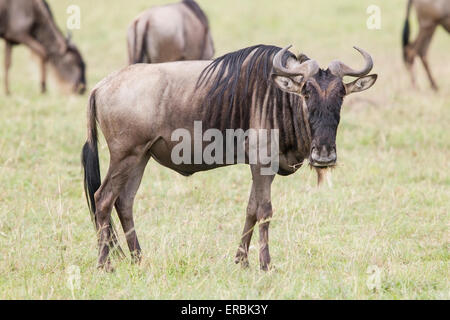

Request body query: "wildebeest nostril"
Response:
[329, 149, 337, 162]
[311, 146, 319, 159]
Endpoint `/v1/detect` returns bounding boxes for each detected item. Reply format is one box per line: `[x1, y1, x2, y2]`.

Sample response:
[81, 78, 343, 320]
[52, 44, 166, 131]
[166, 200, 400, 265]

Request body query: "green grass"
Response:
[0, 0, 448, 299]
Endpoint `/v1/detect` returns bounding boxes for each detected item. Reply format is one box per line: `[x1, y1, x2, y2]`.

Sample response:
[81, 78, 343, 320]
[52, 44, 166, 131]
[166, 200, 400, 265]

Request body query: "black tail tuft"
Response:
[402, 0, 413, 62]
[402, 19, 410, 49]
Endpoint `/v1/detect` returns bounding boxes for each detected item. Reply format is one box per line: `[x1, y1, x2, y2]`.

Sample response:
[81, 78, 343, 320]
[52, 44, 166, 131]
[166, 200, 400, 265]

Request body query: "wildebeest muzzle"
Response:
[310, 144, 337, 167]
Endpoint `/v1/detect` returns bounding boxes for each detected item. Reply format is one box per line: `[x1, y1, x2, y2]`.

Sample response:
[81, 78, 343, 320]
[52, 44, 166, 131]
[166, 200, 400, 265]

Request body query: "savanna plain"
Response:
[0, 0, 449, 299]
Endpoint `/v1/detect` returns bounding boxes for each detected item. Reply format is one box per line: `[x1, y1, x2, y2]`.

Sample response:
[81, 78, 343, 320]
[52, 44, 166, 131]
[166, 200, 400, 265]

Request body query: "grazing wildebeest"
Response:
[127, 0, 214, 64]
[82, 44, 377, 271]
[0, 0, 86, 94]
[402, 0, 450, 90]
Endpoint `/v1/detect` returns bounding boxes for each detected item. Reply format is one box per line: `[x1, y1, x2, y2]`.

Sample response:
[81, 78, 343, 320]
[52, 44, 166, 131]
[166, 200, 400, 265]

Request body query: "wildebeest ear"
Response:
[271, 74, 303, 94]
[297, 54, 310, 64]
[345, 74, 377, 95]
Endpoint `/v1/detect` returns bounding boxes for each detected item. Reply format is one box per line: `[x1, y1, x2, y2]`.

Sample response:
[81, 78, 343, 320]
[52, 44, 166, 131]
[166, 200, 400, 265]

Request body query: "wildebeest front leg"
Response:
[15, 34, 47, 60]
[10, 34, 48, 93]
[4, 41, 12, 95]
[235, 182, 257, 268]
[252, 165, 275, 271]
[236, 166, 274, 270]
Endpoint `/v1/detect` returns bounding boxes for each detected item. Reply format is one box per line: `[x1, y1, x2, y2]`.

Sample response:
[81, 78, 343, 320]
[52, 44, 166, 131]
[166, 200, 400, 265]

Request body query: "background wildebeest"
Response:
[0, 0, 86, 94]
[127, 0, 215, 64]
[402, 0, 450, 90]
[82, 44, 377, 271]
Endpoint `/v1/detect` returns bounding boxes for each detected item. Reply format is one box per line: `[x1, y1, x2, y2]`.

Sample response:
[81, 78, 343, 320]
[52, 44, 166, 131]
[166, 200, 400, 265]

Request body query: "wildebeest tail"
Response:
[81, 90, 101, 224]
[182, 0, 210, 29]
[402, 0, 413, 61]
[81, 90, 125, 257]
[127, 20, 137, 64]
[127, 18, 149, 64]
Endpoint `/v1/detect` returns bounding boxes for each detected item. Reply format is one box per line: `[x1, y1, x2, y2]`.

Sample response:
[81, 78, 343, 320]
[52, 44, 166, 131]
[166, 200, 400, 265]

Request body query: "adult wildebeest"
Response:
[82, 44, 377, 271]
[127, 0, 214, 64]
[0, 0, 86, 94]
[402, 0, 450, 91]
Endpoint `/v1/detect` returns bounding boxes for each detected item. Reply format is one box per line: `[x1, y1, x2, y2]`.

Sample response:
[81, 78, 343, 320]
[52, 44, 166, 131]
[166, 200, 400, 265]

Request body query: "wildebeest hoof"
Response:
[236, 258, 250, 269]
[131, 254, 142, 265]
[97, 261, 115, 273]
[260, 263, 276, 272]
[235, 249, 250, 267]
[235, 253, 250, 268]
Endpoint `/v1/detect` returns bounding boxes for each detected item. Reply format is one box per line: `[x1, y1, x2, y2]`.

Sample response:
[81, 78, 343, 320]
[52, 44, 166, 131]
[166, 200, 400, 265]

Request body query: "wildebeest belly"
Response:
[149, 137, 230, 176]
[148, 135, 307, 176]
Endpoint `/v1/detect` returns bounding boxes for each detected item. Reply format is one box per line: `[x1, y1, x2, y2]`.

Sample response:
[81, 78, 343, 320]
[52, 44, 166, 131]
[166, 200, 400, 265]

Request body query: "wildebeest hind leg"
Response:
[94, 154, 141, 271]
[412, 25, 437, 90]
[114, 153, 151, 264]
[40, 57, 46, 93]
[417, 26, 437, 90]
[420, 55, 438, 91]
[235, 182, 257, 268]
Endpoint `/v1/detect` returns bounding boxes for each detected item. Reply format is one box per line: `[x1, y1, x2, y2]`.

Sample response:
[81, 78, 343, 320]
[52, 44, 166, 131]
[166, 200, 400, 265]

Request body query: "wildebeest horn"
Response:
[272, 45, 319, 78]
[328, 46, 373, 78]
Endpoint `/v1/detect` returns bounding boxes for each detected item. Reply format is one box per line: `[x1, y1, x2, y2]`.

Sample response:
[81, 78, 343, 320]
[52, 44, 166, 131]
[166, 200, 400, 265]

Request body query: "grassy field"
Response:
[0, 0, 448, 299]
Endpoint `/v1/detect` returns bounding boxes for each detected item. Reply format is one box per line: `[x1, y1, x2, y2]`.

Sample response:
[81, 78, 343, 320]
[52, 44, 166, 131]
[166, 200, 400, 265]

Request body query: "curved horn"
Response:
[272, 45, 319, 78]
[328, 46, 373, 78]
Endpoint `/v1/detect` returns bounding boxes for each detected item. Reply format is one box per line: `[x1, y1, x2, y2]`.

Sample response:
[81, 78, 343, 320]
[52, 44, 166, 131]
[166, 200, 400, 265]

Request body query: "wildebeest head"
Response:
[50, 38, 86, 95]
[271, 46, 377, 168]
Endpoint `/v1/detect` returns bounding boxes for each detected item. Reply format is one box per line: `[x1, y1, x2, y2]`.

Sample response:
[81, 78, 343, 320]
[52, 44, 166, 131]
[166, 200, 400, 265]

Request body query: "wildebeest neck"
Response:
[31, 0, 68, 56]
[197, 45, 311, 157]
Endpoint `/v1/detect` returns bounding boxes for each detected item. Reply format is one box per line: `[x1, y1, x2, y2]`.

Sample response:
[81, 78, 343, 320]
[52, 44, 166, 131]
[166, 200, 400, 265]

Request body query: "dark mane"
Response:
[197, 45, 287, 125]
[182, 0, 209, 29]
[197, 45, 309, 154]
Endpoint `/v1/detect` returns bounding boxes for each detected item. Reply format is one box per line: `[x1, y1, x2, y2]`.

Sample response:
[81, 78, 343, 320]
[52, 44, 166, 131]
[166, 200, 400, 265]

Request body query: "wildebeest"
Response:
[0, 0, 86, 94]
[402, 0, 450, 90]
[82, 44, 377, 271]
[127, 0, 214, 64]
